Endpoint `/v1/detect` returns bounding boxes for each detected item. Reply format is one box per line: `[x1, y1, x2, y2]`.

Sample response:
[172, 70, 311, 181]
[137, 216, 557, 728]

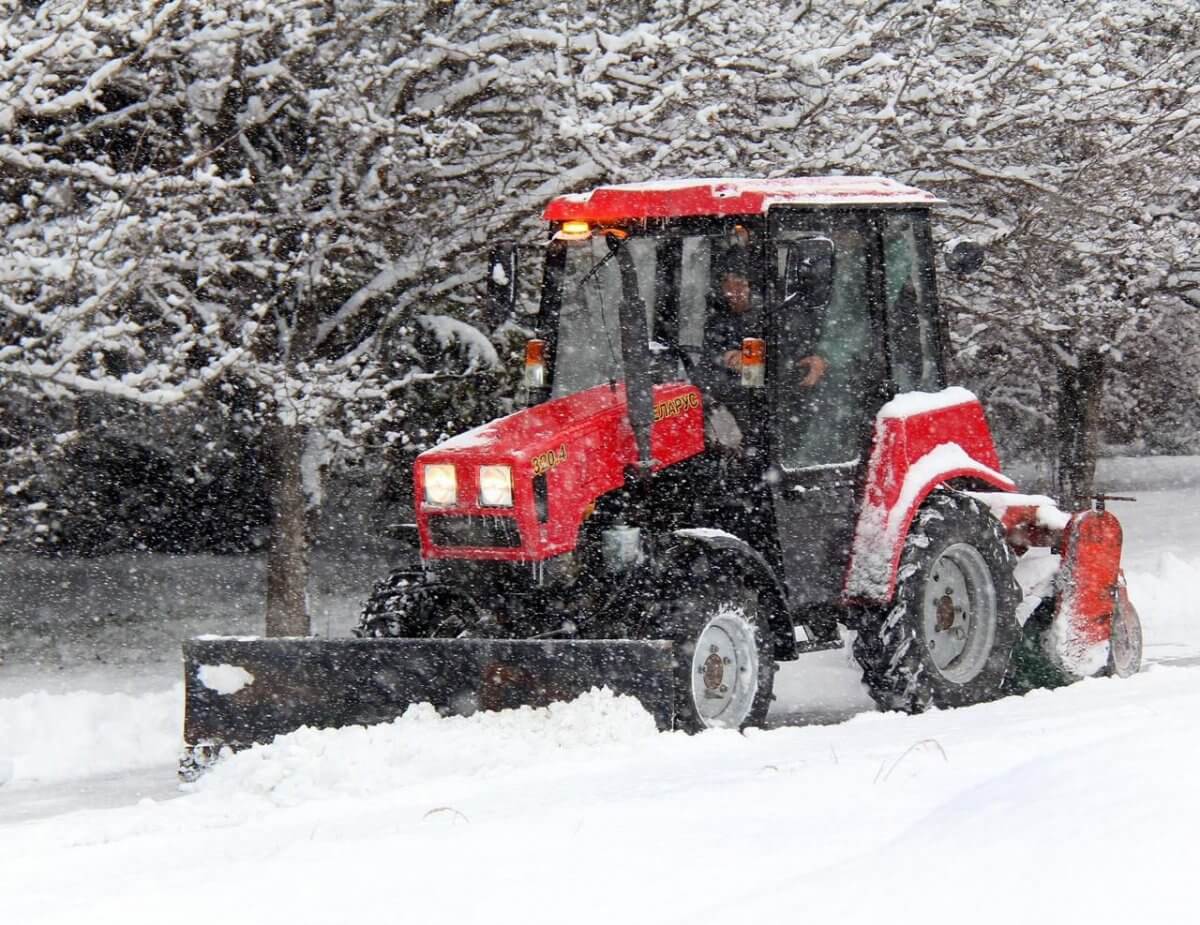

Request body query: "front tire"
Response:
[354, 570, 474, 638]
[854, 492, 1020, 712]
[650, 550, 776, 732]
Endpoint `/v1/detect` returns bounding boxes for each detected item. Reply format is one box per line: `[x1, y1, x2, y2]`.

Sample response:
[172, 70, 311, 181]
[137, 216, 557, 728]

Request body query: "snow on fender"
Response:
[197, 663, 255, 695]
[845, 387, 1015, 602]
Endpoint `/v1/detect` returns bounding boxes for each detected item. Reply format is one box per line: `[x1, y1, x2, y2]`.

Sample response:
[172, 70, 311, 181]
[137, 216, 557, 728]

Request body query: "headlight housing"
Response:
[478, 465, 514, 507]
[423, 463, 457, 506]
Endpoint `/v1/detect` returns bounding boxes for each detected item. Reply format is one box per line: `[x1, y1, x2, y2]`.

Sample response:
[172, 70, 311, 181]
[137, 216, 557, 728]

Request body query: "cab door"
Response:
[766, 209, 888, 611]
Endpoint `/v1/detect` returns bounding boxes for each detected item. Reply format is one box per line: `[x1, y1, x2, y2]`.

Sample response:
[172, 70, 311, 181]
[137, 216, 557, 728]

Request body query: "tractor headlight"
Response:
[423, 463, 457, 507]
[478, 465, 514, 507]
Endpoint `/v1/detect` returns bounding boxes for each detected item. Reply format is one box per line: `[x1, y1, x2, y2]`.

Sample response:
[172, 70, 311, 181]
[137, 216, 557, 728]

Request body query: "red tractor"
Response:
[183, 178, 1142, 762]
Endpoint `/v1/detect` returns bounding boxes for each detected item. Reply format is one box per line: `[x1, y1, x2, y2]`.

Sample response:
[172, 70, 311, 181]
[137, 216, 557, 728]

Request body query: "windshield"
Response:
[552, 237, 654, 397]
[547, 224, 762, 398]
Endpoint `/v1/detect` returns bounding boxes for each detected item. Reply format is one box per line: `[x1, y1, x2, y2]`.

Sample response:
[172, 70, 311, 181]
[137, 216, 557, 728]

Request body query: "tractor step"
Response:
[182, 636, 677, 765]
[793, 637, 845, 655]
[792, 621, 844, 655]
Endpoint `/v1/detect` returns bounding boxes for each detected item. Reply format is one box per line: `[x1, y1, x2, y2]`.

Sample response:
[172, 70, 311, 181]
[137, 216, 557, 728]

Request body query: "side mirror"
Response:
[780, 236, 834, 310]
[944, 239, 985, 275]
[485, 243, 519, 327]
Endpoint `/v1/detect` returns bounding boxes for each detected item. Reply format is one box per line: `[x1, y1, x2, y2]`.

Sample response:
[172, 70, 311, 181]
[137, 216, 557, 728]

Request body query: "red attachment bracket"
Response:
[998, 505, 1060, 554]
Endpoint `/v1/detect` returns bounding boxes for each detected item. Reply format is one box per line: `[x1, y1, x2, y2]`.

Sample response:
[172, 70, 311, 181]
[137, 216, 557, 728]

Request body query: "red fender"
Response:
[843, 390, 1015, 603]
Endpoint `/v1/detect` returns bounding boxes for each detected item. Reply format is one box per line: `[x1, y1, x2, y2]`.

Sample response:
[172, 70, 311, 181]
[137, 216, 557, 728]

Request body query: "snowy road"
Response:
[2, 484, 1198, 923]
[4, 668, 1200, 924]
[0, 765, 178, 825]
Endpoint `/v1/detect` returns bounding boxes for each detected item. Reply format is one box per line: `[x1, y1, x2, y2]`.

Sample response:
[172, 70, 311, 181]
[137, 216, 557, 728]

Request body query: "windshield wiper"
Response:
[572, 234, 628, 378]
[576, 233, 627, 291]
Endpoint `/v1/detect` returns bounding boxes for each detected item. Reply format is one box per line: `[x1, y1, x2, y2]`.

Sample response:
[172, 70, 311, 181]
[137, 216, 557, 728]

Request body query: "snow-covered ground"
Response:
[2, 467, 1198, 924]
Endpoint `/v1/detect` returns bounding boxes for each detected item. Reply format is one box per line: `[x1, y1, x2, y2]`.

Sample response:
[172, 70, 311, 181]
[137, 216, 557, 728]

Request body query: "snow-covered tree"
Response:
[4, 0, 1198, 633]
[0, 0, 701, 632]
[603, 0, 1200, 502]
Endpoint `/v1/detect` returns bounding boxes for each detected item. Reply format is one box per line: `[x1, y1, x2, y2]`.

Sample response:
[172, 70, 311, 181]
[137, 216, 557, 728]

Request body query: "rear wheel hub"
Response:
[921, 543, 997, 684]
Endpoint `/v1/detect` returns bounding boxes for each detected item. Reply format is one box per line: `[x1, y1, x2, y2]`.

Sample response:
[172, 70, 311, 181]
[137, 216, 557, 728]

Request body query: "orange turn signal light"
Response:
[524, 338, 547, 388]
[741, 337, 765, 388]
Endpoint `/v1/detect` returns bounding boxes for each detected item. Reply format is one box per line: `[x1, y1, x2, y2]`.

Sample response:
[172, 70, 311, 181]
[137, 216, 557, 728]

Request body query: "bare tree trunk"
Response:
[264, 420, 312, 636]
[1055, 347, 1106, 511]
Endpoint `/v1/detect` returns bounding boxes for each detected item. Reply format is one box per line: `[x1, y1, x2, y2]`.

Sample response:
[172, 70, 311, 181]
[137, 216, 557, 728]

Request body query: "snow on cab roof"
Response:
[542, 177, 942, 222]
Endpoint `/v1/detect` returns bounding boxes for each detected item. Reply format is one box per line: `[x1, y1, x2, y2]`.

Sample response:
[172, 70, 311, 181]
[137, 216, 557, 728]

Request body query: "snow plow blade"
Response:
[182, 637, 676, 758]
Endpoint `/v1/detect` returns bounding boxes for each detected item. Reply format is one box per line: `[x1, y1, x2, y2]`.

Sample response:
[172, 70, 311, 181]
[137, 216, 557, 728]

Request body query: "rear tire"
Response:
[853, 492, 1020, 712]
[650, 551, 776, 732]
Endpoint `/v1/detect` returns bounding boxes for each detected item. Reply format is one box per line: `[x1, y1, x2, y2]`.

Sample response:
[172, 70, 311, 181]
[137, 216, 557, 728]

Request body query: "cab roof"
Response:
[542, 177, 942, 223]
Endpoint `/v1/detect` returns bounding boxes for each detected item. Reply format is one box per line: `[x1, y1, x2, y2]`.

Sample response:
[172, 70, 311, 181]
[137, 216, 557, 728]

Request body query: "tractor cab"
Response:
[519, 178, 952, 609]
[532, 182, 946, 451]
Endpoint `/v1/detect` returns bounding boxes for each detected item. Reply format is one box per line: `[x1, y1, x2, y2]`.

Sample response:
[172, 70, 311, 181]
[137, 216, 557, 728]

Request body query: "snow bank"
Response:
[0, 685, 182, 786]
[1005, 455, 1200, 494]
[189, 687, 659, 806]
[1126, 551, 1200, 656]
[1096, 455, 1200, 491]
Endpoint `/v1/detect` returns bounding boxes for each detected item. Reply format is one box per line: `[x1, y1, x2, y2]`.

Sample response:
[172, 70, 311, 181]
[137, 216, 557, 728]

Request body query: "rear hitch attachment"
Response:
[1092, 494, 1135, 513]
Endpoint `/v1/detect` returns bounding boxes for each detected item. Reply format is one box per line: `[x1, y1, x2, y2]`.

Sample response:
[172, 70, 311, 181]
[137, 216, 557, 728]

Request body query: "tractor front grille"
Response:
[428, 515, 522, 549]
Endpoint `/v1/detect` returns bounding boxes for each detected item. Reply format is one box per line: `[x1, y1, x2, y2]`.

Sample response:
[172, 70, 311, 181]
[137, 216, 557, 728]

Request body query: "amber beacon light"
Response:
[558, 220, 591, 240]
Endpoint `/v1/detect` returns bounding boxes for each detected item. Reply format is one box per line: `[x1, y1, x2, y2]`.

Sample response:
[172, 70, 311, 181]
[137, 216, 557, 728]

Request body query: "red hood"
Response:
[415, 381, 705, 561]
[429, 384, 629, 462]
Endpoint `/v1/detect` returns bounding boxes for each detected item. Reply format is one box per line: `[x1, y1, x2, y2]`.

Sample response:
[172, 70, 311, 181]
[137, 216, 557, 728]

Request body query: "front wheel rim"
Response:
[921, 543, 997, 684]
[690, 607, 759, 728]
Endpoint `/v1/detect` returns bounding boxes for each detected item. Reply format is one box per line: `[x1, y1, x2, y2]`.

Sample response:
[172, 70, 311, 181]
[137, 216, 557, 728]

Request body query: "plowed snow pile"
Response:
[188, 688, 659, 804]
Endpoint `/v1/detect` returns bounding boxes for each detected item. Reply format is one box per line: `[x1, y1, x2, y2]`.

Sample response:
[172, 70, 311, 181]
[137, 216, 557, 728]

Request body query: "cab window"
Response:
[882, 211, 942, 392]
[769, 209, 883, 468]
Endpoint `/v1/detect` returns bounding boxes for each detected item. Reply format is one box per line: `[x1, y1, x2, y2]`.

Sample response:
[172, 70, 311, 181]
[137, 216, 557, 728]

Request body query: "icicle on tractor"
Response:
[182, 178, 1142, 768]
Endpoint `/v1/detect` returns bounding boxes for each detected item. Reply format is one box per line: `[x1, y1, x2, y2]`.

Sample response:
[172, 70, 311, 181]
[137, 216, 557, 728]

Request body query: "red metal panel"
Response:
[859, 399, 1006, 516]
[543, 178, 942, 223]
[415, 382, 705, 561]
